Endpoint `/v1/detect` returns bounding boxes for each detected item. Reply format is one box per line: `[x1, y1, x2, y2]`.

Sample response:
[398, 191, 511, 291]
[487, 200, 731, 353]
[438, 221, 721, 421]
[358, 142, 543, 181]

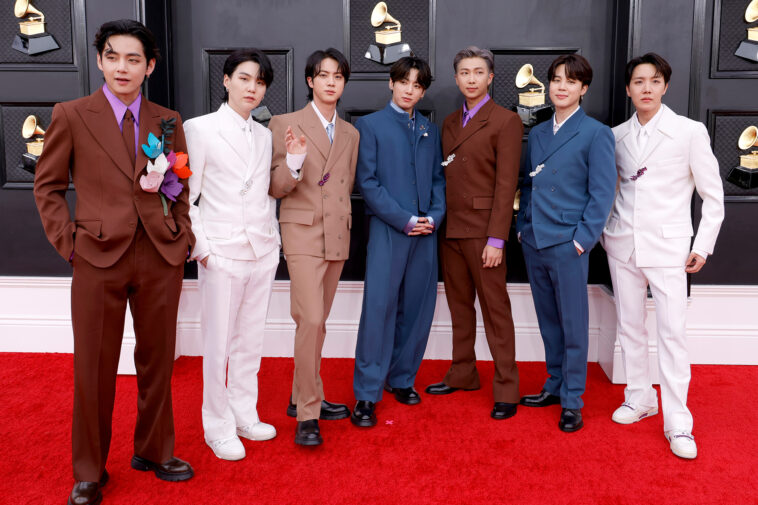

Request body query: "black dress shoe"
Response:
[490, 402, 518, 420]
[520, 389, 561, 407]
[99, 470, 109, 488]
[384, 385, 421, 405]
[559, 408, 584, 432]
[130, 455, 194, 481]
[350, 400, 377, 427]
[425, 381, 480, 395]
[286, 399, 350, 420]
[68, 482, 101, 505]
[295, 419, 323, 446]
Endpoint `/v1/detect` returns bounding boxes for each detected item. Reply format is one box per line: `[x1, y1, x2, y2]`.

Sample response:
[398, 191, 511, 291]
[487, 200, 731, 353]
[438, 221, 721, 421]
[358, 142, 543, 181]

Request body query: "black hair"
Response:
[625, 52, 672, 85]
[389, 56, 433, 90]
[223, 49, 274, 102]
[548, 54, 593, 86]
[304, 48, 351, 100]
[93, 19, 160, 61]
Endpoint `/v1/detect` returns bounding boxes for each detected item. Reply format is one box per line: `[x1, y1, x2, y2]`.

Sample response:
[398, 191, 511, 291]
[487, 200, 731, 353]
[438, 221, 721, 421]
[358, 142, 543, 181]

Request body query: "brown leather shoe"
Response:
[67, 481, 101, 505]
[130, 455, 194, 482]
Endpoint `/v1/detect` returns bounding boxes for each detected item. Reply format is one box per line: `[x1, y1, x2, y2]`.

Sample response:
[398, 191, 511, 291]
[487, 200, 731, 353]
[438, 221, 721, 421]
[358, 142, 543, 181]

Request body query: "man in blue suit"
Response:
[516, 54, 615, 432]
[351, 56, 445, 427]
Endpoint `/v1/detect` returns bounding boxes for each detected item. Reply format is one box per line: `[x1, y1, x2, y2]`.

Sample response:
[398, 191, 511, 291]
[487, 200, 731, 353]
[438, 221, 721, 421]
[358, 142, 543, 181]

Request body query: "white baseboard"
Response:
[1, 277, 756, 381]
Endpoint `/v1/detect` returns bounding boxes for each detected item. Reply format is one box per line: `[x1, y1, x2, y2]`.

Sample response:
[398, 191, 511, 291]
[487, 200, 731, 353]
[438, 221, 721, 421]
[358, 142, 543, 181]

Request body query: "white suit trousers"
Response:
[608, 251, 693, 433]
[198, 248, 279, 442]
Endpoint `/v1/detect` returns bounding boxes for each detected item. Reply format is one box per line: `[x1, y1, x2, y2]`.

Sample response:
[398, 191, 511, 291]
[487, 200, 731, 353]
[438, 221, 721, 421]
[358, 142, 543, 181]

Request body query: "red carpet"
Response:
[1, 354, 756, 505]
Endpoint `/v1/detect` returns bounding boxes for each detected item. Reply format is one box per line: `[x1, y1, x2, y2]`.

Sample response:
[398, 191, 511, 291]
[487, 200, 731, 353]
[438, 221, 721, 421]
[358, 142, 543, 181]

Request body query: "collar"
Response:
[102, 83, 141, 127]
[310, 101, 337, 128]
[463, 94, 490, 119]
[390, 99, 415, 120]
[553, 105, 580, 133]
[220, 102, 254, 131]
[632, 103, 665, 137]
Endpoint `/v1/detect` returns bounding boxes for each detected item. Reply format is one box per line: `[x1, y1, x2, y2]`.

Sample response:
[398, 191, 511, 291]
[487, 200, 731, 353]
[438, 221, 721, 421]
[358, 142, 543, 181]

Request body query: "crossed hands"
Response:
[409, 217, 434, 236]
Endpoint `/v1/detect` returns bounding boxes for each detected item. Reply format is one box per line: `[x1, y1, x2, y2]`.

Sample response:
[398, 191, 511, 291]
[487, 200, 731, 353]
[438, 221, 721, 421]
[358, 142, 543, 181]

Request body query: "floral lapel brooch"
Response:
[441, 154, 455, 167]
[139, 118, 192, 215]
[629, 167, 647, 181]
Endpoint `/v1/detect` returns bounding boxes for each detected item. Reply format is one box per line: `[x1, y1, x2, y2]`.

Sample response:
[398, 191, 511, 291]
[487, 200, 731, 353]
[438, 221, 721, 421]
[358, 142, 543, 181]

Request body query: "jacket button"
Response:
[551, 186, 555, 192]
[325, 212, 330, 217]
[341, 179, 345, 184]
[336, 252, 341, 257]
[462, 157, 467, 162]
[339, 196, 343, 202]
[338, 234, 342, 239]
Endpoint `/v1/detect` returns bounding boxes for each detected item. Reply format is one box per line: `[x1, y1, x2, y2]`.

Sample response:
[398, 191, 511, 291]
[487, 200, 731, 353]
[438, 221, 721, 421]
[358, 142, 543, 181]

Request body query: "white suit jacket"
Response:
[602, 105, 724, 268]
[185, 104, 280, 261]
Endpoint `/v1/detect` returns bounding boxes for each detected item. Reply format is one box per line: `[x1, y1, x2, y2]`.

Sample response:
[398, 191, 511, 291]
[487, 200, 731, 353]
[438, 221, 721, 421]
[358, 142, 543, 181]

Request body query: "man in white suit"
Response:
[185, 49, 280, 460]
[602, 53, 724, 460]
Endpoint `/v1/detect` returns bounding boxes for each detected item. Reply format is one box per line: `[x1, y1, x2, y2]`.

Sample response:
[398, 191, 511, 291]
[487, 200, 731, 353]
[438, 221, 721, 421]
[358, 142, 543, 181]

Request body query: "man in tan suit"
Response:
[269, 48, 359, 446]
[425, 47, 523, 420]
[33, 20, 194, 505]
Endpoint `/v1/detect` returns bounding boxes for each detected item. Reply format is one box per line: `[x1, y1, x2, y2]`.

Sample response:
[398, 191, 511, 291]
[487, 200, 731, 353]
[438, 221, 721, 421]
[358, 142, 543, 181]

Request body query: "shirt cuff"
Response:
[403, 215, 419, 235]
[487, 237, 505, 249]
[286, 152, 306, 179]
[691, 249, 708, 259]
[573, 240, 585, 253]
[427, 216, 435, 229]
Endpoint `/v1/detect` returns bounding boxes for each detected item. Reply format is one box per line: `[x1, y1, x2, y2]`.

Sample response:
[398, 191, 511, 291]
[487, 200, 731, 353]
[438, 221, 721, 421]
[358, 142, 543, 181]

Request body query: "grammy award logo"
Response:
[364, 2, 412, 65]
[11, 0, 60, 56]
[20, 115, 45, 175]
[514, 64, 553, 127]
[735, 0, 758, 62]
[727, 125, 758, 188]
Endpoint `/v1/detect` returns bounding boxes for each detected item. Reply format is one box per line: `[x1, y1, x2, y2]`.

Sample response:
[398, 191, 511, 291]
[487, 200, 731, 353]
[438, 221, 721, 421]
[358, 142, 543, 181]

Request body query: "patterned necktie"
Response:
[326, 122, 334, 144]
[122, 109, 136, 166]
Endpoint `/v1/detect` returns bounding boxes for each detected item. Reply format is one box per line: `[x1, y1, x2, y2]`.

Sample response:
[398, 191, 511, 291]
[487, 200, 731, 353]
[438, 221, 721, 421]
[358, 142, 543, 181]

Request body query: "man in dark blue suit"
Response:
[516, 54, 615, 432]
[351, 57, 445, 427]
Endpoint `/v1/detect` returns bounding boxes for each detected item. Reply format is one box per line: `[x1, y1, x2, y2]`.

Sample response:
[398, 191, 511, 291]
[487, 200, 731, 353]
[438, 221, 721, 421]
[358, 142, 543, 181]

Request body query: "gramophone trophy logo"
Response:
[726, 125, 758, 188]
[364, 2, 411, 65]
[514, 64, 553, 127]
[11, 0, 60, 56]
[20, 115, 45, 175]
[735, 0, 758, 62]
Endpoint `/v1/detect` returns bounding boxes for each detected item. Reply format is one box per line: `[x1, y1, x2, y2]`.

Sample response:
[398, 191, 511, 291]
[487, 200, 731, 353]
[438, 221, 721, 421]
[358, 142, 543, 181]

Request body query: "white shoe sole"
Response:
[205, 439, 246, 461]
[670, 445, 697, 459]
[612, 407, 658, 425]
[237, 428, 277, 441]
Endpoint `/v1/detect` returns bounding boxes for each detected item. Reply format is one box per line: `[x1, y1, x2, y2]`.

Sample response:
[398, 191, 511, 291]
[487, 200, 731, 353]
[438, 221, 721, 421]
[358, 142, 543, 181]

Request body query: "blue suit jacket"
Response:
[516, 107, 615, 251]
[355, 103, 445, 233]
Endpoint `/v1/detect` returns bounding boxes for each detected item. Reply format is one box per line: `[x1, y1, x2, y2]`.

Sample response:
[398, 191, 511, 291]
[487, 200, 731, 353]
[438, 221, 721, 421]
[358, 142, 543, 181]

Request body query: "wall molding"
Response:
[1, 277, 756, 380]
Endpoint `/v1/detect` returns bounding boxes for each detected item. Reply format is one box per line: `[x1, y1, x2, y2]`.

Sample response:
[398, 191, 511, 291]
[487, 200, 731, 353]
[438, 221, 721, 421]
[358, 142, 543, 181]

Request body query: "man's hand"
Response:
[685, 252, 706, 273]
[482, 245, 503, 268]
[285, 126, 307, 155]
[409, 217, 434, 236]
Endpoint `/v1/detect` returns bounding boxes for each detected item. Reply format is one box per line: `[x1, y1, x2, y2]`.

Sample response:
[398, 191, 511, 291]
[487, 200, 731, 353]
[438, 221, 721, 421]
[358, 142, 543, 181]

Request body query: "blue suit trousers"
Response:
[522, 239, 589, 409]
[353, 216, 438, 402]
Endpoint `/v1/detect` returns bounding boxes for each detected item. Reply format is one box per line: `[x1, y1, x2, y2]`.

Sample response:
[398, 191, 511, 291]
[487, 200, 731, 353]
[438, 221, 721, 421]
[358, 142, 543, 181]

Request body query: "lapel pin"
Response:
[441, 154, 455, 167]
[630, 167, 647, 181]
[529, 163, 544, 177]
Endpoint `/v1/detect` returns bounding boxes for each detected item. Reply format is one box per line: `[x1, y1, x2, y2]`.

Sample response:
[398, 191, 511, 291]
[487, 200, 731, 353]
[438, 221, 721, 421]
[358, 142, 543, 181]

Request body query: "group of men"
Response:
[32, 18, 723, 505]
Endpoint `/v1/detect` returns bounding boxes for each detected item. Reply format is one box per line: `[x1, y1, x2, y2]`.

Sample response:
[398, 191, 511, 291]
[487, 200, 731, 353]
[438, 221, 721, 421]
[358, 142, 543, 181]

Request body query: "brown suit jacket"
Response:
[441, 99, 523, 240]
[34, 88, 194, 268]
[269, 104, 359, 261]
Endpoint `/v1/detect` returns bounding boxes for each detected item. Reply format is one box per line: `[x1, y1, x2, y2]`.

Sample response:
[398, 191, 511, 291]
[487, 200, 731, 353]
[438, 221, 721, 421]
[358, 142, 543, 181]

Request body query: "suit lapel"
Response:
[76, 88, 133, 180]
[536, 107, 584, 164]
[447, 99, 494, 153]
[216, 107, 250, 168]
[135, 98, 161, 179]
[615, 119, 639, 166]
[638, 105, 675, 167]
[301, 104, 330, 161]
[324, 117, 350, 175]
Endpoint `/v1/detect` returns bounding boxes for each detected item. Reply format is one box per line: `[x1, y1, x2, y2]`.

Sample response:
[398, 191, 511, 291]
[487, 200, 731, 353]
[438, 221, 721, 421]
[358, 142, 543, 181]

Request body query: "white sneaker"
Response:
[206, 436, 245, 461]
[237, 422, 277, 441]
[665, 430, 697, 459]
[611, 402, 658, 424]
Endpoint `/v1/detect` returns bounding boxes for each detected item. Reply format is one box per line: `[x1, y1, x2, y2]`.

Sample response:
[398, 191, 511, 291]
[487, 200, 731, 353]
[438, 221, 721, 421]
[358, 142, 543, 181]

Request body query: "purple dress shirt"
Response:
[102, 83, 141, 159]
[460, 94, 504, 249]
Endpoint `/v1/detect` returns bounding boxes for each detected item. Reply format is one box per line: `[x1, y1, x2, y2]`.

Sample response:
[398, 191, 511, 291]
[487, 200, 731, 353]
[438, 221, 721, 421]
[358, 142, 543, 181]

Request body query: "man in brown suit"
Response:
[425, 46, 523, 420]
[269, 48, 359, 446]
[33, 20, 195, 505]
